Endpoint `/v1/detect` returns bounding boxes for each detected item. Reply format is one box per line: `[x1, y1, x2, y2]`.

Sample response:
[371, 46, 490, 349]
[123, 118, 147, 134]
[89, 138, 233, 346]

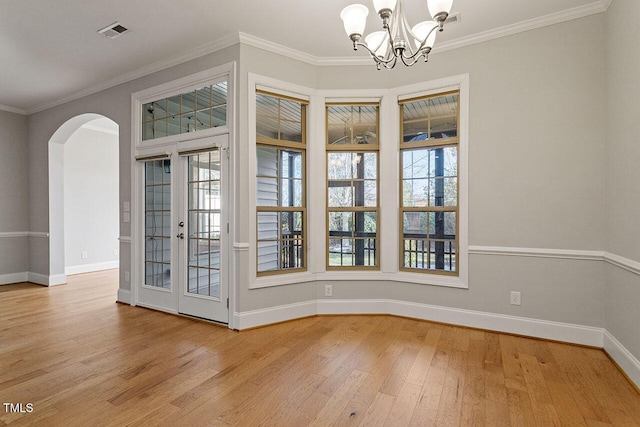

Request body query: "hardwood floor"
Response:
[1, 270, 639, 426]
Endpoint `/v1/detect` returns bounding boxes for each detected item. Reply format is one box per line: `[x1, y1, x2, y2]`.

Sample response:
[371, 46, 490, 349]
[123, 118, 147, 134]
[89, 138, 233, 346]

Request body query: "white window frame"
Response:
[248, 73, 469, 290]
[132, 63, 234, 158]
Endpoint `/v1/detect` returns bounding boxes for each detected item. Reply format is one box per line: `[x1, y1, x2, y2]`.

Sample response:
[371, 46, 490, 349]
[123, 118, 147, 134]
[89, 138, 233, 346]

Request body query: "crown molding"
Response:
[319, 0, 611, 65]
[27, 33, 241, 115]
[238, 32, 320, 66]
[0, 104, 27, 115]
[429, 0, 612, 56]
[19, 0, 612, 114]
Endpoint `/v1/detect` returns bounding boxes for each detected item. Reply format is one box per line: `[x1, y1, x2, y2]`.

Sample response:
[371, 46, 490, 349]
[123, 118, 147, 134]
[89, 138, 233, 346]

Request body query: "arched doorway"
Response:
[48, 114, 119, 284]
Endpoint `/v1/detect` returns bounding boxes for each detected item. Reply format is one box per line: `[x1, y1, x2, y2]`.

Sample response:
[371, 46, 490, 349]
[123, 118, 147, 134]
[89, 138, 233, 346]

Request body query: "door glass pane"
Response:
[187, 151, 221, 298]
[144, 160, 171, 289]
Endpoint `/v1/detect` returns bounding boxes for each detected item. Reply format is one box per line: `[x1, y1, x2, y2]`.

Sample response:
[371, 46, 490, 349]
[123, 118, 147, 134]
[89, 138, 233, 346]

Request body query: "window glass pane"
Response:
[151, 99, 167, 120]
[328, 153, 352, 180]
[402, 147, 457, 208]
[329, 239, 354, 266]
[328, 186, 353, 207]
[181, 113, 195, 134]
[181, 91, 196, 114]
[196, 86, 211, 110]
[257, 147, 278, 177]
[402, 93, 458, 142]
[212, 105, 226, 127]
[403, 212, 428, 235]
[329, 211, 353, 233]
[257, 241, 279, 272]
[212, 82, 227, 106]
[257, 212, 279, 240]
[403, 238, 429, 269]
[143, 103, 153, 122]
[403, 178, 428, 207]
[153, 120, 167, 139]
[257, 114, 279, 140]
[429, 94, 458, 139]
[402, 99, 430, 142]
[279, 99, 303, 143]
[167, 95, 181, 116]
[257, 93, 279, 118]
[141, 80, 227, 141]
[444, 177, 457, 206]
[196, 109, 212, 131]
[363, 153, 377, 179]
[363, 181, 377, 207]
[142, 121, 154, 141]
[327, 105, 378, 145]
[281, 150, 302, 179]
[167, 114, 180, 136]
[144, 160, 171, 289]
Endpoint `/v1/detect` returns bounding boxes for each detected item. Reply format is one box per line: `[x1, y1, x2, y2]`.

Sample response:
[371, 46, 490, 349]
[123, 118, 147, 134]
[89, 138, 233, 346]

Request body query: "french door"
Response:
[137, 138, 229, 324]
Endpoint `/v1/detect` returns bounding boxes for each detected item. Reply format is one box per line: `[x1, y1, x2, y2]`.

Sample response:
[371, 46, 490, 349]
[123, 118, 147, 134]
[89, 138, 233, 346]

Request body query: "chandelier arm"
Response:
[354, 42, 397, 67]
[383, 54, 399, 69]
[401, 31, 436, 63]
[342, 0, 451, 68]
[412, 23, 439, 58]
[400, 52, 420, 67]
[398, 1, 417, 58]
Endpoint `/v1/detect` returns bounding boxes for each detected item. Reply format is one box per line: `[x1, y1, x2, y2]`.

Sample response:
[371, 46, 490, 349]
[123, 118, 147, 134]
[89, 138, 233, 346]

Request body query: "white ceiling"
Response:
[0, 0, 610, 114]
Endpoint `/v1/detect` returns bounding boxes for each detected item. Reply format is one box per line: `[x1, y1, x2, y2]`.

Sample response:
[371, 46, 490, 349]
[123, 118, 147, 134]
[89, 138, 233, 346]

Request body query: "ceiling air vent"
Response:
[445, 12, 461, 25]
[97, 22, 129, 39]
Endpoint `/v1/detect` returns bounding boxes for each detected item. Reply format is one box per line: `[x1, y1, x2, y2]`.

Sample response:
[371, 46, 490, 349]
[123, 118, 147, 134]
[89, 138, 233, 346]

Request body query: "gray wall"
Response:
[63, 127, 119, 272]
[234, 14, 608, 331]
[605, 0, 640, 359]
[16, 6, 638, 369]
[0, 110, 29, 278]
[26, 44, 240, 286]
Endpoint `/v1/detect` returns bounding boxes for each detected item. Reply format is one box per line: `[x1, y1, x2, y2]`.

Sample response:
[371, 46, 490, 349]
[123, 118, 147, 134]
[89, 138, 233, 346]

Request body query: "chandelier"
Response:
[340, 0, 453, 69]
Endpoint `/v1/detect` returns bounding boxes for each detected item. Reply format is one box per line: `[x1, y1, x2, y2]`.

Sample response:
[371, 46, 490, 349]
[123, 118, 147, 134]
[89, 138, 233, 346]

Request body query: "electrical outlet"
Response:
[124, 271, 130, 282]
[510, 291, 521, 306]
[81, 251, 88, 259]
[325, 284, 333, 297]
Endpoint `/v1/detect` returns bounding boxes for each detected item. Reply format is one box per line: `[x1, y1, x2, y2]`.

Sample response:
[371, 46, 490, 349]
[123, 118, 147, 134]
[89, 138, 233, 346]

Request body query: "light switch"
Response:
[123, 212, 130, 223]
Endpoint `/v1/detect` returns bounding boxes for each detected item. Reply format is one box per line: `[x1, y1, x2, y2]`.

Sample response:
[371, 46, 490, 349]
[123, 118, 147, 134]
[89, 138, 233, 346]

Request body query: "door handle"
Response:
[178, 221, 184, 227]
[176, 233, 184, 239]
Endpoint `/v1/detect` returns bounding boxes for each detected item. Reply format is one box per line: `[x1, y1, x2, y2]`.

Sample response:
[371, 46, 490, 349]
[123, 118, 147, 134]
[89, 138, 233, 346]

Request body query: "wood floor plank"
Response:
[1, 270, 639, 426]
[308, 369, 369, 426]
[460, 337, 485, 426]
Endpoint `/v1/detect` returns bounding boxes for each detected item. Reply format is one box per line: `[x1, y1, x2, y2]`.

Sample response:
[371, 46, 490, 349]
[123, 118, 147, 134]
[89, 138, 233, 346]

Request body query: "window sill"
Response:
[250, 270, 468, 289]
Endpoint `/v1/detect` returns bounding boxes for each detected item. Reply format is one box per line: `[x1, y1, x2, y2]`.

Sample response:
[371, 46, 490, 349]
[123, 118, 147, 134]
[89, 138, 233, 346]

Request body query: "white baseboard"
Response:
[117, 289, 132, 304]
[65, 261, 119, 276]
[237, 298, 604, 347]
[26, 272, 66, 286]
[318, 299, 604, 347]
[234, 301, 317, 330]
[604, 331, 640, 389]
[0, 272, 67, 286]
[0, 272, 29, 285]
[48, 274, 67, 286]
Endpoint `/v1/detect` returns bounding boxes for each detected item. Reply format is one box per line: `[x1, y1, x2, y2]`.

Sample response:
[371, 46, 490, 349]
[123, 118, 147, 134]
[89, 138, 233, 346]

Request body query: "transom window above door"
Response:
[142, 81, 227, 141]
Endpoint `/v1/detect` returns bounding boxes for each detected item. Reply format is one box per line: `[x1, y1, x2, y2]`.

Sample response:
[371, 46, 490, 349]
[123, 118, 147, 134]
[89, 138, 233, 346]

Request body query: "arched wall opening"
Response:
[48, 113, 120, 284]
